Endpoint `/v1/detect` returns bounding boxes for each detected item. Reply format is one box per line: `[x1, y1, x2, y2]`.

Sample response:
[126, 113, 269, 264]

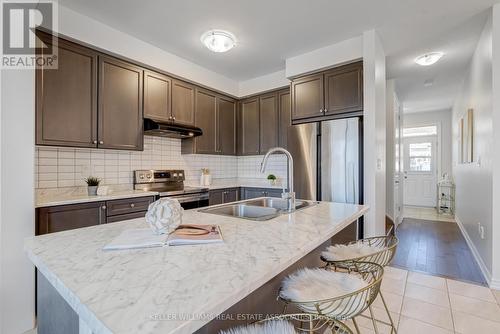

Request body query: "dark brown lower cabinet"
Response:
[36, 201, 106, 235]
[36, 196, 156, 235]
[209, 188, 239, 206]
[241, 187, 282, 200]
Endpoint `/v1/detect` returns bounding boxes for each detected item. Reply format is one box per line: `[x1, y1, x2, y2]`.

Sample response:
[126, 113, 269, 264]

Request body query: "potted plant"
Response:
[84, 176, 101, 196]
[267, 174, 277, 186]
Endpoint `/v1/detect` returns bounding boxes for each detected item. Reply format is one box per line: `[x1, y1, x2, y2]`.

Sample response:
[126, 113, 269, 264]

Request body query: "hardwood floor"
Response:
[392, 217, 487, 285]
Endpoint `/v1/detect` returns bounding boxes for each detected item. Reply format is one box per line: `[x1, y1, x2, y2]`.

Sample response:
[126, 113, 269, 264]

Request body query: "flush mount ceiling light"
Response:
[414, 52, 444, 66]
[201, 30, 236, 53]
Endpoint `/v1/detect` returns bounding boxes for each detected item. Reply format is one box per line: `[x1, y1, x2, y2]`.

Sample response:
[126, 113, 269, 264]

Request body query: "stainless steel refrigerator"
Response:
[287, 117, 363, 236]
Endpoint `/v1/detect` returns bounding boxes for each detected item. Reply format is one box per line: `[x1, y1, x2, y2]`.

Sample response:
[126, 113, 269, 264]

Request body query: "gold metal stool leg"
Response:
[368, 305, 380, 334]
[379, 290, 398, 334]
[351, 318, 362, 334]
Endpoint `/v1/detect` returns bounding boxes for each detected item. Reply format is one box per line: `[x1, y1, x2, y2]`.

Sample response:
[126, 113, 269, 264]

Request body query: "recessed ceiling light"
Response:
[414, 52, 444, 66]
[200, 30, 236, 53]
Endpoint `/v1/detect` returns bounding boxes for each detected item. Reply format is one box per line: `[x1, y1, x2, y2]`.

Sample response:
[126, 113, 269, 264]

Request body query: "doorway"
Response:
[402, 126, 439, 208]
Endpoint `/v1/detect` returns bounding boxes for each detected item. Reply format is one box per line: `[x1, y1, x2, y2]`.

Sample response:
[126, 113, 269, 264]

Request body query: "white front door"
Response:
[403, 136, 437, 207]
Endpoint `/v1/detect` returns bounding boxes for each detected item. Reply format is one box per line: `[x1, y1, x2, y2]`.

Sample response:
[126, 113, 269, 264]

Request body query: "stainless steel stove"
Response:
[134, 170, 209, 209]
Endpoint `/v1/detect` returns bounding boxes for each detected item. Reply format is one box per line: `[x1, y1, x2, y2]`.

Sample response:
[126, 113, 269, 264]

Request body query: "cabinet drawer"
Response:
[106, 211, 148, 223]
[106, 196, 155, 216]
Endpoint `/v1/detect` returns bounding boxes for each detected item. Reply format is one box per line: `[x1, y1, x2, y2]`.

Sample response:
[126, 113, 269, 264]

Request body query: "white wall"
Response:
[238, 70, 289, 97]
[285, 36, 363, 78]
[404, 109, 453, 178]
[0, 69, 36, 333]
[452, 13, 493, 280]
[386, 80, 396, 220]
[363, 30, 387, 237]
[491, 4, 500, 288]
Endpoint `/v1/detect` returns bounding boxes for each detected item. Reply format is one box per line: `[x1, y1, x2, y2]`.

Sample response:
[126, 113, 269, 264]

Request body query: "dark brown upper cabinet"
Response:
[291, 61, 363, 124]
[259, 92, 279, 153]
[239, 97, 260, 155]
[98, 55, 144, 151]
[278, 89, 291, 149]
[291, 73, 324, 122]
[143, 70, 172, 122]
[193, 88, 218, 154]
[217, 96, 236, 155]
[171, 80, 196, 126]
[36, 33, 98, 148]
[324, 62, 363, 116]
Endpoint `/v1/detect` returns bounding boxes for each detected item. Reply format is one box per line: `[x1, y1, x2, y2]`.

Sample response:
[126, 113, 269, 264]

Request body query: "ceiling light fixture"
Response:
[415, 52, 444, 66]
[201, 30, 236, 53]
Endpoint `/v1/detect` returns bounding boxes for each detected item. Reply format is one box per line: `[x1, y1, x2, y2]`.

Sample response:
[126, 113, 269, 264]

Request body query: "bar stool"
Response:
[219, 314, 353, 334]
[320, 236, 399, 334]
[278, 262, 384, 334]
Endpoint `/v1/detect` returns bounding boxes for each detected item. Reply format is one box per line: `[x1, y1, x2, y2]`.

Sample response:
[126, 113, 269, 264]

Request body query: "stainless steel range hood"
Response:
[143, 118, 202, 139]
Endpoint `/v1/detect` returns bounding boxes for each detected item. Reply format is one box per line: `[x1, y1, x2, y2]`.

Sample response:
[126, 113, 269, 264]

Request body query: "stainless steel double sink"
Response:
[198, 197, 317, 221]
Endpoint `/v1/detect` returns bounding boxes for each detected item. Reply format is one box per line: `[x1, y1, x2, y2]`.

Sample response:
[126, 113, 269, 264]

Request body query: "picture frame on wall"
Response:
[466, 108, 474, 163]
[459, 117, 464, 164]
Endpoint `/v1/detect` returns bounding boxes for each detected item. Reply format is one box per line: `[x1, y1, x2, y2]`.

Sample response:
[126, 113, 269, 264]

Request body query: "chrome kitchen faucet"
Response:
[260, 147, 296, 212]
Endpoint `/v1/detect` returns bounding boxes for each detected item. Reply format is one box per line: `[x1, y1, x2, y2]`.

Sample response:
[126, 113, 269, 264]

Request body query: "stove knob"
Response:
[179, 173, 183, 177]
[146, 174, 152, 178]
[173, 173, 178, 177]
[139, 175, 144, 179]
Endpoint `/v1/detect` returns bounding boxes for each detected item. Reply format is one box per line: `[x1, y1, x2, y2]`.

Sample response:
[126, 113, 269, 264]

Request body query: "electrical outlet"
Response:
[477, 222, 485, 240]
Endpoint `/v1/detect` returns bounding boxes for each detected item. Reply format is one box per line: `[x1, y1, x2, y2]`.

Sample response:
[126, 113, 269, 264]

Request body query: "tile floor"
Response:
[347, 266, 500, 334]
[21, 267, 500, 334]
[403, 206, 455, 223]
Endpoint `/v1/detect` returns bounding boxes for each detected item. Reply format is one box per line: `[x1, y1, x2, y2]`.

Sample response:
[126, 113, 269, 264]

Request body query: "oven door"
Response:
[164, 193, 209, 210]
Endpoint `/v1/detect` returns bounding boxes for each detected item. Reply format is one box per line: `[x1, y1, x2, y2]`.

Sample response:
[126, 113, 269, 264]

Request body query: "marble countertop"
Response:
[25, 201, 367, 334]
[186, 178, 286, 190]
[35, 179, 284, 208]
[35, 188, 159, 208]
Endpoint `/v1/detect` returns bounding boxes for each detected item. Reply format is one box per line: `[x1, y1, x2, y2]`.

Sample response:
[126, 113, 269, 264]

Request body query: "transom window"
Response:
[403, 125, 437, 138]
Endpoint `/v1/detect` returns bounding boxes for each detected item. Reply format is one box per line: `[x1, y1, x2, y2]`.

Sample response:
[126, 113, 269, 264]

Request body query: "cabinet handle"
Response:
[172, 116, 176, 121]
[101, 205, 107, 210]
[324, 108, 328, 112]
[99, 140, 104, 145]
[130, 203, 135, 208]
[320, 108, 324, 113]
[92, 140, 97, 144]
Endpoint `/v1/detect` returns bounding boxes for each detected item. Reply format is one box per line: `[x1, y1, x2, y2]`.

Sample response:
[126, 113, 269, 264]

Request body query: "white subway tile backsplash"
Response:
[35, 136, 287, 189]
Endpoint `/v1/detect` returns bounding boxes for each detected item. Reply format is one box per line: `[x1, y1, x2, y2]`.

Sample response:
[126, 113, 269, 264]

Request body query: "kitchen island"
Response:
[25, 200, 368, 334]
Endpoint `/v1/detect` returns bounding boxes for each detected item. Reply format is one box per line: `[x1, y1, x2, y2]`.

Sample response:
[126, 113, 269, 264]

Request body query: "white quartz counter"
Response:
[186, 178, 285, 190]
[36, 188, 159, 208]
[25, 201, 368, 334]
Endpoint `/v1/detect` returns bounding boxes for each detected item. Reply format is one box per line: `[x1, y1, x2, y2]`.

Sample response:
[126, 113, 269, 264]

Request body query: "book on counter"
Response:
[103, 224, 223, 250]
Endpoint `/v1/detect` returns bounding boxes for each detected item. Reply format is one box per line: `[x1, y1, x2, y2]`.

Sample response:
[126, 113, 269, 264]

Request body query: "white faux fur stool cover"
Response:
[145, 198, 183, 235]
[321, 242, 384, 262]
[219, 320, 296, 334]
[280, 268, 367, 316]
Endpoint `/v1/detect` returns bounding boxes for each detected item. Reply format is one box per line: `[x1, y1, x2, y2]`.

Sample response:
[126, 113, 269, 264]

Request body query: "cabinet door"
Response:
[324, 62, 363, 115]
[36, 34, 98, 148]
[291, 73, 324, 121]
[194, 89, 218, 154]
[259, 92, 279, 153]
[218, 96, 236, 155]
[172, 80, 195, 125]
[278, 89, 291, 148]
[223, 188, 239, 203]
[239, 98, 260, 155]
[144, 70, 171, 122]
[242, 188, 268, 200]
[98, 56, 143, 150]
[36, 202, 106, 235]
[209, 190, 224, 206]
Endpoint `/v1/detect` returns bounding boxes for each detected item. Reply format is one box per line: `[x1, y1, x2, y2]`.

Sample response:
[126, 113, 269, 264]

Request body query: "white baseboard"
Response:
[455, 216, 493, 286]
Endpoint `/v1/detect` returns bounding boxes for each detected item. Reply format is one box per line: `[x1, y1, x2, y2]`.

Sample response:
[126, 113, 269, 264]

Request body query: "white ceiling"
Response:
[387, 11, 490, 114]
[58, 0, 499, 82]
